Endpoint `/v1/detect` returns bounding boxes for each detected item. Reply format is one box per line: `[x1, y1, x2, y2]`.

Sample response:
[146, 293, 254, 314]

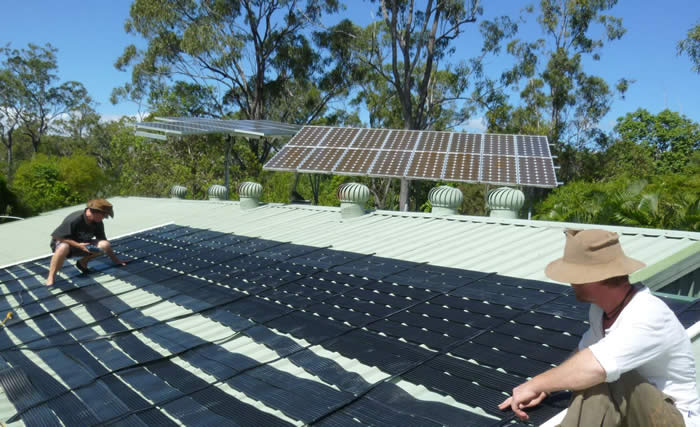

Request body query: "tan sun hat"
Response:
[545, 229, 645, 284]
[86, 199, 114, 218]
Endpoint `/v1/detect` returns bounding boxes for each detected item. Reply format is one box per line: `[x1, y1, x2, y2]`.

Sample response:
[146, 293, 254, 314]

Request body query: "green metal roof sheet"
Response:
[3, 197, 699, 284]
[1, 197, 699, 426]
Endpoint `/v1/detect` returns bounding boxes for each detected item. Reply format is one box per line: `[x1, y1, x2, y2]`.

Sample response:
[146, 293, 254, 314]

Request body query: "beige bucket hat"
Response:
[87, 199, 114, 218]
[545, 229, 645, 284]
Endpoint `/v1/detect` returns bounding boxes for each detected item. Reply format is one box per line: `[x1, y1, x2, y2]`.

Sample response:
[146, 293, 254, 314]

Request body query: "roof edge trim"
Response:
[632, 241, 700, 291]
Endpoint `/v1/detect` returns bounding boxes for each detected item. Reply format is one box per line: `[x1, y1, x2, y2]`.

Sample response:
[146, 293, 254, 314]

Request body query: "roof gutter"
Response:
[631, 241, 700, 293]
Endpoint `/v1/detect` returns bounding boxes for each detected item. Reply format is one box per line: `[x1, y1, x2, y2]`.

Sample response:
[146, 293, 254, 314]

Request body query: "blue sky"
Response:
[2, 1, 699, 132]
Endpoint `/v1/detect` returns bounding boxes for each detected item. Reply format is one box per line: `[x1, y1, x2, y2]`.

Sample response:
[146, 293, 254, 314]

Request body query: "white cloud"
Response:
[99, 113, 141, 123]
[460, 117, 487, 133]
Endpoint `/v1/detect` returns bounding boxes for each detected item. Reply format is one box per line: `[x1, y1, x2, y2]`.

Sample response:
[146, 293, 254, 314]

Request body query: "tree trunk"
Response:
[370, 178, 393, 210]
[289, 173, 304, 203]
[2, 129, 14, 178]
[399, 178, 410, 211]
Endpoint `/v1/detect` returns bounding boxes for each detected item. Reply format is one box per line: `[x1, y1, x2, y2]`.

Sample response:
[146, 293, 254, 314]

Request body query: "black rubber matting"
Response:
[0, 224, 696, 426]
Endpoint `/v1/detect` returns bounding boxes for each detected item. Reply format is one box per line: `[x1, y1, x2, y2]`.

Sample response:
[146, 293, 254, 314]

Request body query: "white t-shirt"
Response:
[579, 285, 700, 426]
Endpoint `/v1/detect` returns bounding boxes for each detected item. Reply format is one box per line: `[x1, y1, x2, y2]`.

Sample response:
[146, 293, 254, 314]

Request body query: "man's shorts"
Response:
[50, 239, 101, 258]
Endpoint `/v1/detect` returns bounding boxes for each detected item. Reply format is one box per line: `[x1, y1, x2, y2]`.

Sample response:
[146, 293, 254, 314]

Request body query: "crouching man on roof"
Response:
[45, 199, 127, 286]
[499, 229, 700, 426]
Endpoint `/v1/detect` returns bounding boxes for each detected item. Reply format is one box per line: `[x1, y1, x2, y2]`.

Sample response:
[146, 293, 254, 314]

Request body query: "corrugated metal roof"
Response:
[0, 198, 698, 425]
[3, 197, 698, 283]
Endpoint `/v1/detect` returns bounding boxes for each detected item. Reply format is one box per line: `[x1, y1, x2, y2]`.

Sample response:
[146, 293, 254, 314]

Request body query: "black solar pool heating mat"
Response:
[0, 224, 696, 426]
[672, 298, 700, 328]
[319, 382, 497, 427]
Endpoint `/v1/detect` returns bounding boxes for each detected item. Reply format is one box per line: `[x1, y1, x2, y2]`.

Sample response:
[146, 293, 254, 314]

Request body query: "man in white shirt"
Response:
[498, 229, 700, 426]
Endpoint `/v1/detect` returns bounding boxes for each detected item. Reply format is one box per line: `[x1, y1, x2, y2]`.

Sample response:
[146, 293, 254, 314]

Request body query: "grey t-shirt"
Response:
[51, 210, 106, 243]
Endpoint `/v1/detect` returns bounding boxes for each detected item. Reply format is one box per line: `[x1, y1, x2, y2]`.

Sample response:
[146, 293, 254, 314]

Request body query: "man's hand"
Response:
[498, 384, 547, 421]
[77, 242, 94, 254]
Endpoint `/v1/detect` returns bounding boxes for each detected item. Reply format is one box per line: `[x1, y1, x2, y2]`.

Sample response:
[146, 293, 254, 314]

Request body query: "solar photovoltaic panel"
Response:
[443, 153, 479, 181]
[519, 156, 557, 187]
[158, 117, 303, 135]
[263, 125, 559, 188]
[516, 135, 550, 157]
[299, 148, 347, 173]
[234, 119, 302, 135]
[405, 152, 445, 180]
[288, 126, 331, 147]
[318, 127, 360, 148]
[134, 121, 211, 135]
[136, 117, 302, 137]
[482, 155, 516, 184]
[353, 128, 388, 149]
[450, 133, 481, 153]
[383, 129, 421, 151]
[334, 149, 379, 174]
[483, 134, 515, 156]
[263, 146, 314, 170]
[419, 130, 451, 152]
[370, 150, 413, 177]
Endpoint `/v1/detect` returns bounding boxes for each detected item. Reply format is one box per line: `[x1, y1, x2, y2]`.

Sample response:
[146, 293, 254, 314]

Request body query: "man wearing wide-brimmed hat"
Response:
[45, 199, 127, 286]
[499, 229, 700, 426]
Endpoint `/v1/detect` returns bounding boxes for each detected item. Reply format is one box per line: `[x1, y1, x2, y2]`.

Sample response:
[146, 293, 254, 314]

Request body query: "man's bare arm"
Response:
[499, 348, 605, 421]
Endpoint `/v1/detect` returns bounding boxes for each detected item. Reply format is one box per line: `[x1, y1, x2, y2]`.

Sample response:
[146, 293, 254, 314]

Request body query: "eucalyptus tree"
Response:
[323, 1, 516, 208]
[114, 0, 352, 167]
[498, 0, 630, 182]
[0, 44, 90, 158]
[339, 0, 516, 131]
[678, 21, 700, 74]
[0, 66, 22, 175]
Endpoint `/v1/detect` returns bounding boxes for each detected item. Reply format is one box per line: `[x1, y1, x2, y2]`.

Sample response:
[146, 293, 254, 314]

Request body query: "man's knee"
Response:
[611, 370, 683, 427]
[611, 370, 657, 403]
[97, 240, 111, 251]
[563, 383, 621, 427]
[54, 242, 71, 257]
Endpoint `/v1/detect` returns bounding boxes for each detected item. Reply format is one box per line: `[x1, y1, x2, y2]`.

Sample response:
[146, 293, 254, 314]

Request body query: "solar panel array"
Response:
[133, 117, 302, 138]
[264, 126, 558, 187]
[0, 225, 696, 426]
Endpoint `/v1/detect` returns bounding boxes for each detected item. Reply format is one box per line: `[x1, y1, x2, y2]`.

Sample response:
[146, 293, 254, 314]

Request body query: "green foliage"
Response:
[11, 154, 107, 215]
[599, 139, 656, 179]
[535, 174, 700, 231]
[0, 43, 91, 156]
[496, 0, 628, 182]
[110, 122, 241, 199]
[0, 174, 28, 220]
[149, 81, 219, 117]
[117, 0, 343, 118]
[116, 0, 355, 176]
[677, 21, 700, 73]
[56, 154, 107, 200]
[460, 184, 489, 216]
[345, 2, 516, 130]
[258, 172, 354, 207]
[11, 155, 81, 215]
[611, 109, 700, 175]
[1, 5, 694, 235]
